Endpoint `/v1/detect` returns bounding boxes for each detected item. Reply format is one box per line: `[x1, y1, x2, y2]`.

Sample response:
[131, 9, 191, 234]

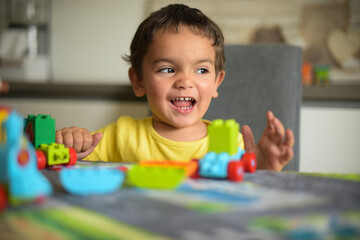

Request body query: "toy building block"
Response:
[208, 119, 239, 155]
[140, 160, 198, 176]
[127, 165, 186, 189]
[241, 152, 256, 173]
[0, 107, 52, 207]
[196, 147, 256, 182]
[37, 143, 77, 168]
[25, 114, 55, 147]
[199, 151, 244, 181]
[60, 168, 125, 196]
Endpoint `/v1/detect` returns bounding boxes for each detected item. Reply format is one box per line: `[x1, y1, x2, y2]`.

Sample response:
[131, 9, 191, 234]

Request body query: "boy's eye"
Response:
[195, 68, 209, 74]
[158, 68, 175, 73]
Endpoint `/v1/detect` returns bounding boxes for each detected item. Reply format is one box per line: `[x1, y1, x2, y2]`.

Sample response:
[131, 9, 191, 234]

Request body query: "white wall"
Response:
[300, 106, 360, 174]
[1, 99, 149, 131]
[51, 0, 146, 84]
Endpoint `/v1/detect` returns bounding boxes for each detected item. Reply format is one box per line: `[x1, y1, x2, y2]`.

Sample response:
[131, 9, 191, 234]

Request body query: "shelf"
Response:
[1, 82, 359, 103]
[1, 82, 146, 102]
[302, 85, 360, 102]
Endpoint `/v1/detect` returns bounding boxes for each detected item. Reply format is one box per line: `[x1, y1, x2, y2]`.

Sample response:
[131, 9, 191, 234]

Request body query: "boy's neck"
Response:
[152, 118, 208, 142]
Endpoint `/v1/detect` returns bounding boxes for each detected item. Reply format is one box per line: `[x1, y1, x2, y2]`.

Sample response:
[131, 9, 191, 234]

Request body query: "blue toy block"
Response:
[0, 107, 52, 206]
[199, 152, 231, 178]
[60, 167, 125, 196]
[198, 147, 248, 181]
[230, 147, 245, 161]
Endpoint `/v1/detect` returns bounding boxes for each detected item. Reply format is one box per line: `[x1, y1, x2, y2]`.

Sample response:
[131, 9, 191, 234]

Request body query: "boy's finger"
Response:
[55, 130, 63, 144]
[76, 150, 91, 160]
[81, 131, 94, 152]
[62, 131, 74, 149]
[242, 125, 255, 153]
[264, 111, 275, 137]
[270, 117, 285, 145]
[76, 133, 103, 160]
[72, 130, 84, 153]
[281, 147, 293, 164]
[284, 129, 295, 147]
[92, 132, 103, 146]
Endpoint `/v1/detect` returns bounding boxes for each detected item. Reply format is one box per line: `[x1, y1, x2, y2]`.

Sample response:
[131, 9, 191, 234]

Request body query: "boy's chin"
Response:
[170, 116, 204, 129]
[154, 116, 202, 129]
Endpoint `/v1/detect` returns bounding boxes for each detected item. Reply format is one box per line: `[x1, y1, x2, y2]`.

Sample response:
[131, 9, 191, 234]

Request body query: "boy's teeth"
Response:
[173, 97, 193, 101]
[171, 97, 195, 109]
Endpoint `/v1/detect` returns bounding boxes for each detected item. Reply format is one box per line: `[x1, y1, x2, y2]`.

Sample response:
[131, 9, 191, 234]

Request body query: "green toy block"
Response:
[25, 114, 55, 147]
[208, 119, 239, 155]
[127, 165, 186, 189]
[37, 143, 70, 166]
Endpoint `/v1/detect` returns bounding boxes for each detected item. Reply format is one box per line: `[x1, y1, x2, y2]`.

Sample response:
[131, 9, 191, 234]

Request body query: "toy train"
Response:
[0, 106, 52, 209]
[128, 119, 257, 188]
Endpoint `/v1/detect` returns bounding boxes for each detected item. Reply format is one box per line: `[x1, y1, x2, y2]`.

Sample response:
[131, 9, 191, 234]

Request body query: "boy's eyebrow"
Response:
[152, 58, 214, 65]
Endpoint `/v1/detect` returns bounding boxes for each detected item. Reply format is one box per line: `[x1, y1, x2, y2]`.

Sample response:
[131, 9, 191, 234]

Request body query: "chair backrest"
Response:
[205, 44, 302, 171]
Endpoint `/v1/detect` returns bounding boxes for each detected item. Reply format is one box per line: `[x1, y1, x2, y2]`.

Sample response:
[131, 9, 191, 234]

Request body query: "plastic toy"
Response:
[60, 167, 125, 196]
[127, 165, 186, 189]
[140, 160, 198, 176]
[0, 106, 52, 208]
[24, 114, 77, 169]
[36, 143, 77, 169]
[302, 61, 313, 85]
[197, 148, 256, 181]
[194, 119, 257, 182]
[0, 185, 7, 211]
[25, 114, 55, 147]
[208, 119, 239, 155]
[314, 64, 331, 85]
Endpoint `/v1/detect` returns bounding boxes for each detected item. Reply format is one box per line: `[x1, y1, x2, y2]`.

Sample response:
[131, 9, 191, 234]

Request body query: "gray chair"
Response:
[205, 44, 302, 171]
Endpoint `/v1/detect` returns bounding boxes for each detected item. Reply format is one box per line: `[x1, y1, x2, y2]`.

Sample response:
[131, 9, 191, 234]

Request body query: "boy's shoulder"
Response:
[115, 116, 153, 130]
[116, 115, 152, 125]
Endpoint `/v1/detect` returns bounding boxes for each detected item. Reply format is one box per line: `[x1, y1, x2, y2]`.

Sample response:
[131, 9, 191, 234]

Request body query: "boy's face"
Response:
[129, 25, 224, 131]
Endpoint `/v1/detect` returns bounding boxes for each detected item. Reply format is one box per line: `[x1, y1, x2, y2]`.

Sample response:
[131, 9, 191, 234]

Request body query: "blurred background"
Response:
[0, 0, 359, 173]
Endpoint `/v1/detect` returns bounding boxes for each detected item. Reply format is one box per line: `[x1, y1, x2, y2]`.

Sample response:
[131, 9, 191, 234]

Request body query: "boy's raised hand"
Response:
[242, 111, 294, 171]
[55, 127, 102, 160]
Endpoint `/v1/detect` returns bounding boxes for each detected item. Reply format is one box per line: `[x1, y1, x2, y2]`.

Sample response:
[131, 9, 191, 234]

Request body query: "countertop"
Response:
[1, 82, 360, 103]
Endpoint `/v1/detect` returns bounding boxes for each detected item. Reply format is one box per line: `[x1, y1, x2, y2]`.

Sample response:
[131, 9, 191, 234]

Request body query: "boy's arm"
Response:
[55, 127, 103, 160]
[242, 111, 294, 171]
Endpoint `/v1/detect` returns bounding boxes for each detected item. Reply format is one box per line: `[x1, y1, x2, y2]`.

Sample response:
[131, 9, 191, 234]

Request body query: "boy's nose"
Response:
[174, 74, 193, 89]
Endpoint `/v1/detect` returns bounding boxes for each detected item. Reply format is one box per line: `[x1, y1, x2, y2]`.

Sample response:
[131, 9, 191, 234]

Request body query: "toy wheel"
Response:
[242, 153, 256, 172]
[228, 161, 244, 182]
[36, 150, 47, 169]
[67, 147, 77, 166]
[0, 185, 8, 212]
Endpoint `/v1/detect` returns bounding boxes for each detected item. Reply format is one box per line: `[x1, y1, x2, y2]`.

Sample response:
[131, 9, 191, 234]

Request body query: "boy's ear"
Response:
[129, 67, 146, 97]
[212, 70, 225, 98]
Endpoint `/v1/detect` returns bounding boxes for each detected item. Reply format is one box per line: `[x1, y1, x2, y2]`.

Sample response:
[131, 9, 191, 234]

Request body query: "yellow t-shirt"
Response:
[84, 116, 244, 163]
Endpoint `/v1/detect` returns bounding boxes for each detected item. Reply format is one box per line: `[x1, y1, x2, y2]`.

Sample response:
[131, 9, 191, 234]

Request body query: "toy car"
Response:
[24, 114, 77, 169]
[191, 119, 257, 182]
[195, 147, 256, 182]
[0, 106, 52, 208]
[35, 143, 77, 169]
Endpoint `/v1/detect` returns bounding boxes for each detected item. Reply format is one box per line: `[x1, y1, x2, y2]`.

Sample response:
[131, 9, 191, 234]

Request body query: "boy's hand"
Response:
[242, 111, 294, 171]
[55, 127, 103, 160]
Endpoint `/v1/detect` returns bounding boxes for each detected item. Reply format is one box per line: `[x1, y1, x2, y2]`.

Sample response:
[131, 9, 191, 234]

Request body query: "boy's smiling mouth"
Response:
[170, 97, 196, 110]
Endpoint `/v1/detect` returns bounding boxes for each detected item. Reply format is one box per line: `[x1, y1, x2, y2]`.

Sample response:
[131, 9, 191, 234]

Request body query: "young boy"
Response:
[56, 4, 294, 171]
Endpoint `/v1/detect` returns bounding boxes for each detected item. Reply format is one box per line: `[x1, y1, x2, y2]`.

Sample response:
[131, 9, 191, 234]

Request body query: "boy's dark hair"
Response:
[123, 4, 225, 78]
